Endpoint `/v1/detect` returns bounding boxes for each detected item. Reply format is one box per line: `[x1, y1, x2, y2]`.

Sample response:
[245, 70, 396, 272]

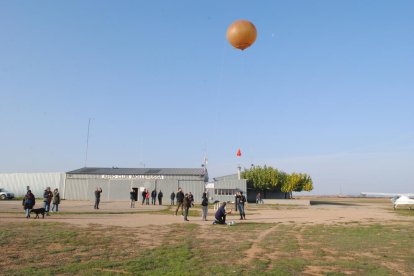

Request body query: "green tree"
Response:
[242, 166, 314, 199]
[241, 165, 279, 190]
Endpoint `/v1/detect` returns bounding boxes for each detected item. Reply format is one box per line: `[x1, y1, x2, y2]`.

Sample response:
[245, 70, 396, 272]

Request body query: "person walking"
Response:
[43, 187, 53, 215]
[183, 193, 191, 221]
[51, 188, 61, 212]
[130, 189, 136, 208]
[141, 189, 147, 205]
[94, 187, 102, 209]
[201, 192, 208, 221]
[22, 190, 35, 218]
[151, 189, 157, 205]
[158, 190, 163, 205]
[170, 191, 175, 205]
[145, 189, 150, 205]
[175, 188, 184, 216]
[238, 191, 247, 220]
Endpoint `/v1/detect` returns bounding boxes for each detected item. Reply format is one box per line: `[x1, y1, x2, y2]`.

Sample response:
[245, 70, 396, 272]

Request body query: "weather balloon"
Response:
[226, 20, 257, 50]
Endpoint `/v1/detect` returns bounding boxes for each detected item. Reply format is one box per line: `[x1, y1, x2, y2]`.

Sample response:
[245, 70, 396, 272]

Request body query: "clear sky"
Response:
[1, 1, 413, 195]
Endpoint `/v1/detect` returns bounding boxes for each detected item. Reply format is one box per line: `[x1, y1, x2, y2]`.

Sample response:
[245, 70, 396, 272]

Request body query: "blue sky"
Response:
[1, 1, 413, 195]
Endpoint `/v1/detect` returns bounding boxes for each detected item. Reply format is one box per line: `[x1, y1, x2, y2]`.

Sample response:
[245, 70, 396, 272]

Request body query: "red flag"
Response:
[236, 149, 242, 157]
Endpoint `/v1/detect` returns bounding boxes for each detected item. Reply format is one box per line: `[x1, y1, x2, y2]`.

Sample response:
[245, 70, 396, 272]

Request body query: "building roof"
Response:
[213, 174, 239, 181]
[66, 167, 206, 176]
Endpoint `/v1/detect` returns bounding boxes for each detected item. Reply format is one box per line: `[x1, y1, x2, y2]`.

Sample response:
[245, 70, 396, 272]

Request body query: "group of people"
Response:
[130, 186, 246, 224]
[173, 187, 198, 221]
[22, 185, 249, 225]
[22, 187, 61, 218]
[139, 189, 164, 206]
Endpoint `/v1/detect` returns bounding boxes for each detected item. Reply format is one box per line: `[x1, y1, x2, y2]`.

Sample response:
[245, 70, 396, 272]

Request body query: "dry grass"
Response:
[1, 219, 414, 275]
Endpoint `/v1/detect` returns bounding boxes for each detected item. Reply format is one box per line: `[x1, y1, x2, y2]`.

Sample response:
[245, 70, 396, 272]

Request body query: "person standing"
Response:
[141, 189, 147, 205]
[183, 193, 191, 221]
[158, 190, 163, 205]
[151, 189, 157, 205]
[43, 187, 53, 215]
[175, 188, 184, 216]
[145, 189, 150, 205]
[94, 187, 102, 209]
[22, 190, 35, 218]
[256, 192, 262, 204]
[51, 188, 61, 212]
[130, 189, 136, 208]
[238, 191, 247, 220]
[235, 192, 240, 212]
[188, 192, 194, 207]
[201, 192, 208, 221]
[170, 191, 175, 205]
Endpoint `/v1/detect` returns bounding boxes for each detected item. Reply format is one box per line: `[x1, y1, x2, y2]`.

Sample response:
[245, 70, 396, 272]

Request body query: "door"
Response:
[132, 188, 138, 201]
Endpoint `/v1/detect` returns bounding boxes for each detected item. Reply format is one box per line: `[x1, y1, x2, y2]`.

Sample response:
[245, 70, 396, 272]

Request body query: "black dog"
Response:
[30, 208, 46, 219]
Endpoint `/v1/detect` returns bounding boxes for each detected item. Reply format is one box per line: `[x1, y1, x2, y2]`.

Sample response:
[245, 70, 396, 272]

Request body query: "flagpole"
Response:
[236, 148, 242, 180]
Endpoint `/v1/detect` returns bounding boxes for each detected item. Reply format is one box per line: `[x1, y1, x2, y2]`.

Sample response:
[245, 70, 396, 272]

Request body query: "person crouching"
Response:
[213, 202, 232, 224]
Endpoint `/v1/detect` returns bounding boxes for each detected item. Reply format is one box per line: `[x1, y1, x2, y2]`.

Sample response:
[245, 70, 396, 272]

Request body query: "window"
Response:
[214, 189, 237, 196]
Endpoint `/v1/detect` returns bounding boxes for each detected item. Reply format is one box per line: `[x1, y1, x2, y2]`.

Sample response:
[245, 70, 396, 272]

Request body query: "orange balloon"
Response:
[226, 19, 257, 50]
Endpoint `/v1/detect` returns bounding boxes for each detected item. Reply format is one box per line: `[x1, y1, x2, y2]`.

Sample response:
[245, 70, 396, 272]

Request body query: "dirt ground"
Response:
[1, 198, 412, 227]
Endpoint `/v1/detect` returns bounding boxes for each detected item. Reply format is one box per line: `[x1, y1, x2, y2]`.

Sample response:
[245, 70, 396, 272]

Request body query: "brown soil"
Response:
[0, 199, 412, 228]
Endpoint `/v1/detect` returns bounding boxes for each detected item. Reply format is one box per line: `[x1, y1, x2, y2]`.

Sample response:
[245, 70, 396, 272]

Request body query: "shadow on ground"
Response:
[310, 200, 361, 206]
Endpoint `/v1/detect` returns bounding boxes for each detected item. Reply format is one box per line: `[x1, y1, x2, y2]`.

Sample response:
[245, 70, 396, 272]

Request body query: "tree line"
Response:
[241, 165, 313, 199]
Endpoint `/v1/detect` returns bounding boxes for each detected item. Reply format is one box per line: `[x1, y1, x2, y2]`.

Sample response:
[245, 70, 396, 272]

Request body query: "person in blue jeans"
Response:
[238, 191, 247, 220]
[43, 187, 53, 215]
[23, 190, 35, 218]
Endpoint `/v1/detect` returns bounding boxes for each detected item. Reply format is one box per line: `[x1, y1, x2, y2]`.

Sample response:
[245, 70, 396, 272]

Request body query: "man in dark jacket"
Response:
[141, 189, 147, 205]
[158, 190, 163, 205]
[238, 191, 247, 220]
[188, 192, 194, 207]
[94, 187, 102, 209]
[201, 192, 208, 221]
[151, 189, 157, 205]
[130, 189, 136, 208]
[183, 193, 191, 221]
[175, 188, 184, 216]
[43, 187, 53, 215]
[170, 191, 175, 205]
[23, 190, 35, 218]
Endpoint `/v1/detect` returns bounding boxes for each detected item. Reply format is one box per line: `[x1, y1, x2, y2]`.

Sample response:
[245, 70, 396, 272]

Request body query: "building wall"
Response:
[210, 174, 247, 203]
[0, 173, 65, 198]
[247, 188, 287, 202]
[64, 174, 207, 202]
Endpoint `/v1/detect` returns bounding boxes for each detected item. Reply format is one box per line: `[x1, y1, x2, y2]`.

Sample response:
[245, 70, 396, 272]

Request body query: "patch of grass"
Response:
[395, 209, 414, 216]
[1, 220, 414, 275]
[268, 258, 307, 275]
